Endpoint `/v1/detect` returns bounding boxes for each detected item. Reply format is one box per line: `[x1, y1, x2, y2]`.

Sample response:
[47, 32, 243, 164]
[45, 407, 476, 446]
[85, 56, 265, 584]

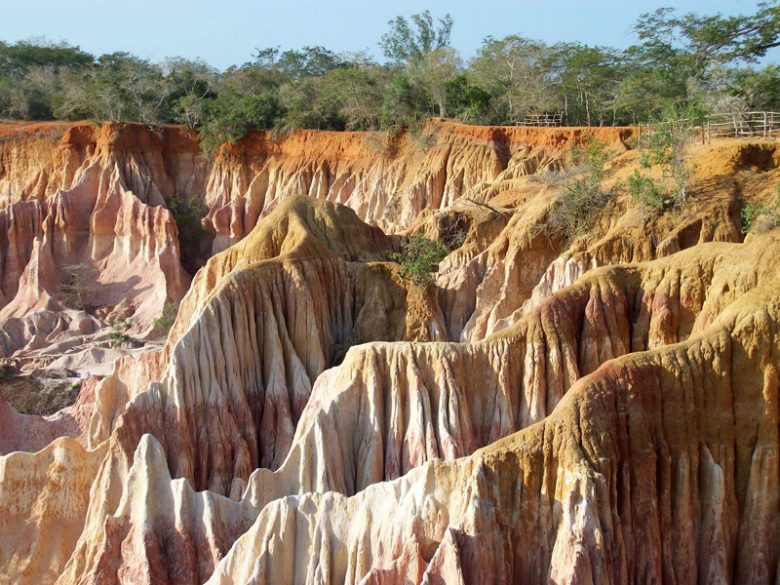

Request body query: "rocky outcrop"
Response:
[0, 437, 106, 585]
[25, 210, 776, 585]
[0, 123, 778, 585]
[203, 122, 634, 250]
[0, 123, 196, 377]
[206, 232, 780, 585]
[0, 121, 631, 375]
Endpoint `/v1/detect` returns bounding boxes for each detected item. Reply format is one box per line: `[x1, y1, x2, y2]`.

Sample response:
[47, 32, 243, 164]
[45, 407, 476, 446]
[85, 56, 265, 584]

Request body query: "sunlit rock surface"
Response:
[0, 120, 777, 585]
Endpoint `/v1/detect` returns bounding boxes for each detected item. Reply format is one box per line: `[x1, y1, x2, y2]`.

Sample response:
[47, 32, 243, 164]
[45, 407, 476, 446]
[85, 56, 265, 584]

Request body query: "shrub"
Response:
[108, 317, 131, 347]
[364, 126, 403, 158]
[153, 302, 180, 333]
[392, 235, 449, 285]
[548, 138, 613, 238]
[59, 263, 100, 311]
[571, 138, 609, 182]
[742, 186, 780, 234]
[629, 105, 699, 211]
[167, 195, 207, 274]
[198, 91, 286, 153]
[627, 170, 672, 211]
[438, 212, 470, 249]
[558, 178, 613, 236]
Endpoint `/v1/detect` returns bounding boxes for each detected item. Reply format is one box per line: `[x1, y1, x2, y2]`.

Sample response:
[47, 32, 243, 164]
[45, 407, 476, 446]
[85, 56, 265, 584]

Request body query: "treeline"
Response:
[1, 4, 778, 150]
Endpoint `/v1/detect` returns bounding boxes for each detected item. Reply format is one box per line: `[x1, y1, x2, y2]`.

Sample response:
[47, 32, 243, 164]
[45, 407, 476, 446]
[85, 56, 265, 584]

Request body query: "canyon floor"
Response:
[0, 119, 777, 585]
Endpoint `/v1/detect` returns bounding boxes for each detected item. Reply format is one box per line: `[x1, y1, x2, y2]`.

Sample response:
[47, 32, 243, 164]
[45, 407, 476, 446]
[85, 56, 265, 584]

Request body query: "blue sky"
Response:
[0, 0, 775, 69]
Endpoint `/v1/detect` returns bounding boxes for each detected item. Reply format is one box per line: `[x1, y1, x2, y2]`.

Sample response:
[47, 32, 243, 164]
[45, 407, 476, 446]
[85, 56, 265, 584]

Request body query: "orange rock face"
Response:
[0, 122, 197, 379]
[0, 121, 778, 585]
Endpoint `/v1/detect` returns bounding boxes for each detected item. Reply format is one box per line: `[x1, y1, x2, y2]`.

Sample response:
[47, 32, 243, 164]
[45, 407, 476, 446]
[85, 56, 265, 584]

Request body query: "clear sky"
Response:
[0, 0, 775, 69]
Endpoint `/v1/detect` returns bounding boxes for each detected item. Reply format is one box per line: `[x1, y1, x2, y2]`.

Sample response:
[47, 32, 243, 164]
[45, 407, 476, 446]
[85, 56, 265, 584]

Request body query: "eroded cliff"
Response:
[0, 120, 777, 585]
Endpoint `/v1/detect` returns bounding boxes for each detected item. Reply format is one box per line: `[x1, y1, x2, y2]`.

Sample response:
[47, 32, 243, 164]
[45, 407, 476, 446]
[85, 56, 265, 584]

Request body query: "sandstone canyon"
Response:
[0, 118, 778, 585]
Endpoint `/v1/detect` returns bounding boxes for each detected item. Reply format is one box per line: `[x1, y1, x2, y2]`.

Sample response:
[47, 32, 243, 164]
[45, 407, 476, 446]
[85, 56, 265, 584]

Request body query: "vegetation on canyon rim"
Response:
[0, 3, 778, 151]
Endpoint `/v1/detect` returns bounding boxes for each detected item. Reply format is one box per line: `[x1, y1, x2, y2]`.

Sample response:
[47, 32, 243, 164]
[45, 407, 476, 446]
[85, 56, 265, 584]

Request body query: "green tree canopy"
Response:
[1, 3, 779, 144]
[380, 10, 454, 64]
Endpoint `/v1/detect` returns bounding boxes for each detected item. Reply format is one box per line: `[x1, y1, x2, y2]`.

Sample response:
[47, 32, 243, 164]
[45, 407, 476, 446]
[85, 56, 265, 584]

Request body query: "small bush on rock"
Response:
[392, 235, 449, 285]
[549, 138, 613, 238]
[742, 186, 780, 235]
[108, 317, 131, 347]
[59, 263, 100, 311]
[627, 170, 672, 211]
[628, 104, 702, 211]
[153, 302, 180, 334]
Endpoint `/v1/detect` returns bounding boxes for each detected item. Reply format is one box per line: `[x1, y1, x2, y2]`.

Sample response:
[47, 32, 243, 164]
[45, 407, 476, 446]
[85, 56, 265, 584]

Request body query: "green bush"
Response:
[571, 138, 609, 182]
[549, 138, 613, 238]
[392, 235, 449, 285]
[627, 170, 671, 211]
[108, 317, 131, 347]
[558, 179, 613, 236]
[742, 186, 780, 235]
[629, 104, 700, 211]
[167, 196, 207, 274]
[198, 91, 286, 153]
[153, 302, 180, 334]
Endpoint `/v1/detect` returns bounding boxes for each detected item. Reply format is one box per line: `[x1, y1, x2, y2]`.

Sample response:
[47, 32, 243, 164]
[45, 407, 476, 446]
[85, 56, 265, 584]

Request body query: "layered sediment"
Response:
[0, 120, 777, 585]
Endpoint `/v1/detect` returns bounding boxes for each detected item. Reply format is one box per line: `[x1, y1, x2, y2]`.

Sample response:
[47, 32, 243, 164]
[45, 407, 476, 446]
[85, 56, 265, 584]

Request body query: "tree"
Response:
[380, 10, 453, 64]
[59, 264, 100, 311]
[728, 65, 780, 111]
[318, 58, 385, 130]
[412, 47, 461, 117]
[445, 74, 492, 123]
[54, 68, 95, 120]
[550, 43, 623, 125]
[627, 104, 703, 210]
[0, 38, 93, 78]
[73, 53, 170, 123]
[162, 58, 217, 129]
[15, 65, 59, 119]
[616, 3, 780, 121]
[198, 90, 286, 151]
[640, 3, 780, 73]
[1, 5, 777, 134]
[615, 32, 692, 121]
[469, 35, 556, 122]
[0, 39, 95, 120]
[274, 46, 342, 80]
[380, 68, 430, 128]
